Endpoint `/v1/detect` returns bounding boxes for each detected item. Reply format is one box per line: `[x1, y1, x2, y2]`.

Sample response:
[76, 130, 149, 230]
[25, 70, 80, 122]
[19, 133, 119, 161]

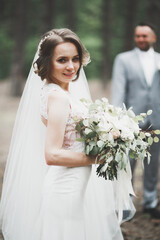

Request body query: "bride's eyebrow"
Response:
[57, 54, 79, 59]
[73, 55, 79, 57]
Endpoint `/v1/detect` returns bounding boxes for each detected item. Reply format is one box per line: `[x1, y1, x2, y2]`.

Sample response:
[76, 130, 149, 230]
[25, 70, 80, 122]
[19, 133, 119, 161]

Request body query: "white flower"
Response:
[97, 140, 104, 147]
[84, 128, 92, 135]
[102, 97, 108, 103]
[99, 132, 108, 141]
[107, 132, 114, 143]
[98, 118, 112, 132]
[83, 119, 89, 127]
[118, 115, 140, 134]
[121, 128, 134, 141]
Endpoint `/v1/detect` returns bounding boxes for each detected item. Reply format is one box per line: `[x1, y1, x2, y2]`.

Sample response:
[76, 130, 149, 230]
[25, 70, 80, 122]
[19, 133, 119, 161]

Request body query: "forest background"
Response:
[1, 0, 160, 96]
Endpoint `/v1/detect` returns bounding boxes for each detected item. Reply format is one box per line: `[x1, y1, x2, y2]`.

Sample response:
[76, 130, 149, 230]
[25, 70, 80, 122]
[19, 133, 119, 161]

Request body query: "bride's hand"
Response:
[88, 155, 96, 164]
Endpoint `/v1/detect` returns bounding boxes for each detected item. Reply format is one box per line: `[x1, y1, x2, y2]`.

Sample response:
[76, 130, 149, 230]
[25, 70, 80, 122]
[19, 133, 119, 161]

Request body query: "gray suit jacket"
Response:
[111, 48, 160, 129]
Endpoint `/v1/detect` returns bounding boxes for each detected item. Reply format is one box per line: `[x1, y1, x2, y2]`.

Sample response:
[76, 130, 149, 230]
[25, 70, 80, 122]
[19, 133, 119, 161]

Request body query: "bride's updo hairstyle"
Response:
[33, 28, 90, 82]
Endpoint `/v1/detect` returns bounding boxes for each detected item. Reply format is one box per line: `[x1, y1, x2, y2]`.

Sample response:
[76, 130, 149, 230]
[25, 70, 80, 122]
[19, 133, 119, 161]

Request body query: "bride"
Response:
[0, 28, 135, 240]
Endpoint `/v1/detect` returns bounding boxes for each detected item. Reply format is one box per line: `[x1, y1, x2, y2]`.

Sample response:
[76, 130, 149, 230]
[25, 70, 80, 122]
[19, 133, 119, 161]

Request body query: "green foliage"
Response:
[76, 0, 102, 79]
[1, 0, 160, 81]
[24, 36, 39, 77]
[82, 36, 102, 78]
[154, 136, 159, 143]
[148, 137, 153, 145]
[0, 26, 13, 79]
[154, 130, 160, 135]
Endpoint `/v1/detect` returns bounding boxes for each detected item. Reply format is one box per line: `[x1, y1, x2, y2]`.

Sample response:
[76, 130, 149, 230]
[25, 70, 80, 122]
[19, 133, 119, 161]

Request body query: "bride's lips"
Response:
[63, 72, 75, 77]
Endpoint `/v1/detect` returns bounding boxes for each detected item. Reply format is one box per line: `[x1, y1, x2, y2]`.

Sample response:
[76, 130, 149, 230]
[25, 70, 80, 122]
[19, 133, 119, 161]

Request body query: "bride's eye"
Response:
[58, 58, 66, 63]
[73, 56, 80, 62]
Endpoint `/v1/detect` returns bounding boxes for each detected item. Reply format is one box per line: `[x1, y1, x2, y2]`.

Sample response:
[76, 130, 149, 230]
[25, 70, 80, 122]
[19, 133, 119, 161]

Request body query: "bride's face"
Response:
[51, 42, 80, 88]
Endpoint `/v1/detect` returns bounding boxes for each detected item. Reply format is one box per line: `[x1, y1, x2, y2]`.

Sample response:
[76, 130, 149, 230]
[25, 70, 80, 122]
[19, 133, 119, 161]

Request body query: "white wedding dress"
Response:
[31, 82, 128, 240]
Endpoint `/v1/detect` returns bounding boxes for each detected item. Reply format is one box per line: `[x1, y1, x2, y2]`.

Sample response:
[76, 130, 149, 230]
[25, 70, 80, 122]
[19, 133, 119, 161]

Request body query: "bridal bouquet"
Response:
[75, 98, 160, 181]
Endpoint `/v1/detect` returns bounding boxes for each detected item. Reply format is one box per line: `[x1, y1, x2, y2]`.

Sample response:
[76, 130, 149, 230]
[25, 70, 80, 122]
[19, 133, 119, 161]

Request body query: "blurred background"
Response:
[1, 0, 160, 95]
[0, 0, 160, 239]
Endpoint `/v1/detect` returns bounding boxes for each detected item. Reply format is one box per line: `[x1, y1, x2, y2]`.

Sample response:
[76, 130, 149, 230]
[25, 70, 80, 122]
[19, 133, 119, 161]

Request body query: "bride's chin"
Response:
[64, 76, 76, 82]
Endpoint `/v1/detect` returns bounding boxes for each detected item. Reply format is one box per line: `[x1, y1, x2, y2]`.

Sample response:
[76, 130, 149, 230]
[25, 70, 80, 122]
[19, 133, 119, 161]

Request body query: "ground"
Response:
[0, 80, 160, 240]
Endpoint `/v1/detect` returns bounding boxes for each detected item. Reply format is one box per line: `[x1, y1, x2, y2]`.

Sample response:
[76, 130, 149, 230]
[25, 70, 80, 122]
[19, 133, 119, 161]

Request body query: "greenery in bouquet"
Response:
[75, 98, 160, 181]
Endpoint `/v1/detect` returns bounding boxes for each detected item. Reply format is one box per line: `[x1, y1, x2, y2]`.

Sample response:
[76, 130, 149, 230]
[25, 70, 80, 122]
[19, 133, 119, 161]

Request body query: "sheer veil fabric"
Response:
[0, 52, 135, 240]
[0, 52, 48, 239]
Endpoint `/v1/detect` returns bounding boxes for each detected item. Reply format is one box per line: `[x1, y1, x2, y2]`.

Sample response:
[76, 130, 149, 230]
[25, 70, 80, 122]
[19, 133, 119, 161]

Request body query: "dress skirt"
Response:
[32, 163, 126, 240]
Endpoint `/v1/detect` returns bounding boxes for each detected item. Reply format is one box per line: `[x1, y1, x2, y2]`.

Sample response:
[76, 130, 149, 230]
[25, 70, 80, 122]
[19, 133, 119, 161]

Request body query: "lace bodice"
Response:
[40, 82, 87, 151]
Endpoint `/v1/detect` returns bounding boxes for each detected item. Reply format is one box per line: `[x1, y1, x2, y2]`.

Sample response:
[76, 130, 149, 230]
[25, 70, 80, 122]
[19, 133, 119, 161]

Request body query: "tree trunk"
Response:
[146, 0, 160, 51]
[123, 0, 138, 51]
[0, 0, 5, 22]
[101, 0, 112, 85]
[42, 0, 56, 32]
[10, 0, 28, 96]
[66, 0, 76, 31]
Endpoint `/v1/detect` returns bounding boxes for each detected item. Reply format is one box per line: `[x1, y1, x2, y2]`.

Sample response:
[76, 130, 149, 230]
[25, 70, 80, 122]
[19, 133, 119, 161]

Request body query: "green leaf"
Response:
[75, 124, 82, 132]
[135, 115, 144, 122]
[89, 144, 94, 151]
[147, 152, 151, 164]
[85, 145, 90, 155]
[148, 137, 153, 145]
[80, 98, 90, 103]
[90, 146, 99, 156]
[140, 113, 147, 117]
[140, 132, 146, 139]
[89, 140, 96, 146]
[154, 136, 159, 143]
[115, 152, 122, 162]
[76, 138, 84, 142]
[154, 130, 160, 135]
[87, 131, 97, 138]
[99, 154, 106, 161]
[129, 151, 136, 159]
[92, 121, 98, 126]
[127, 109, 135, 118]
[89, 104, 97, 112]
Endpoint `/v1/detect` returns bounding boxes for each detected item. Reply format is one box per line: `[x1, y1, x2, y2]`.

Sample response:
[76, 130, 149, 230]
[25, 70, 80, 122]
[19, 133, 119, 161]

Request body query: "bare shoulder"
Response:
[48, 90, 69, 104]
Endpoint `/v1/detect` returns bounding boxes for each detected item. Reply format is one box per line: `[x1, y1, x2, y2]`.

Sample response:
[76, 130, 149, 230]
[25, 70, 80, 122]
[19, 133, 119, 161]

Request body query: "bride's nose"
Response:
[66, 61, 74, 70]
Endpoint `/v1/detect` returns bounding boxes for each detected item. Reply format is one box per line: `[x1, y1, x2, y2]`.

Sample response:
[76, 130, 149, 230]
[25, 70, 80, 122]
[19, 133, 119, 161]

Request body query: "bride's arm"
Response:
[45, 91, 95, 167]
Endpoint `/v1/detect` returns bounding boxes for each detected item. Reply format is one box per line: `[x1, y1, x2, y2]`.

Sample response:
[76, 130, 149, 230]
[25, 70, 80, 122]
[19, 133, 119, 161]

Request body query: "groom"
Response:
[111, 22, 160, 219]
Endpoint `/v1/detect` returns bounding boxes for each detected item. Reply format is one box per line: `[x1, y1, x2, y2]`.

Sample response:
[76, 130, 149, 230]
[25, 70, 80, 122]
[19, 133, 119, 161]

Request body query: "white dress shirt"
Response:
[136, 47, 156, 86]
